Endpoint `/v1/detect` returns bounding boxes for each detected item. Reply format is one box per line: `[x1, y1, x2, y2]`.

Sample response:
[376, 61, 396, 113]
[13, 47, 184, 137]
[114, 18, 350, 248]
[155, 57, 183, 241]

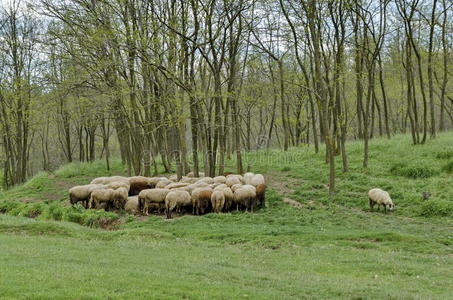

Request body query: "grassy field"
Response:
[0, 133, 452, 299]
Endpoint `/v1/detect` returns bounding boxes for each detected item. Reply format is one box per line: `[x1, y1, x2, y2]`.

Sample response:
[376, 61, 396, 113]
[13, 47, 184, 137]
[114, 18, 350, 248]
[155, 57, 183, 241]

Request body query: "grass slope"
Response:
[0, 133, 452, 299]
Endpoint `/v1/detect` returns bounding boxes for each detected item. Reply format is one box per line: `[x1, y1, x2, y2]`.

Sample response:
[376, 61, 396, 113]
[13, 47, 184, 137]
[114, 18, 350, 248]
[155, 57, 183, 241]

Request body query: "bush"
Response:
[419, 200, 453, 217]
[19, 202, 44, 218]
[390, 163, 436, 179]
[436, 151, 453, 159]
[441, 161, 453, 174]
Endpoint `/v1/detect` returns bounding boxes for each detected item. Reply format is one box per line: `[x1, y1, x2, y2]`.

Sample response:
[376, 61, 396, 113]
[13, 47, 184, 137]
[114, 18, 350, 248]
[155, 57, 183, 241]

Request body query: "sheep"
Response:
[187, 171, 205, 178]
[191, 187, 213, 215]
[368, 188, 395, 213]
[186, 182, 210, 193]
[180, 176, 198, 184]
[213, 176, 226, 184]
[156, 178, 172, 189]
[230, 183, 243, 192]
[213, 184, 228, 191]
[255, 184, 266, 208]
[196, 177, 214, 185]
[165, 190, 192, 219]
[125, 196, 140, 214]
[91, 176, 128, 185]
[234, 185, 257, 212]
[166, 182, 190, 189]
[89, 189, 115, 210]
[128, 176, 154, 196]
[211, 190, 225, 213]
[250, 174, 265, 187]
[222, 187, 234, 211]
[112, 187, 129, 210]
[243, 172, 255, 185]
[69, 184, 106, 208]
[226, 175, 242, 187]
[147, 177, 164, 188]
[106, 181, 130, 193]
[139, 188, 171, 215]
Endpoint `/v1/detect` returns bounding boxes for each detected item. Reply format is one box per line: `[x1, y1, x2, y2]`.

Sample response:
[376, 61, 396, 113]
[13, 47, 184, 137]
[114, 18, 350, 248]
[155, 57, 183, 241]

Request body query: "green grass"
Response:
[0, 133, 452, 299]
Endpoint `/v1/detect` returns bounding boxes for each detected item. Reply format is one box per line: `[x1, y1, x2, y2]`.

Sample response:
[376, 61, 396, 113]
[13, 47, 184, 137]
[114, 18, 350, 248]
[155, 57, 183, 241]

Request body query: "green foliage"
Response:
[280, 166, 291, 172]
[419, 200, 453, 217]
[441, 161, 453, 173]
[436, 150, 453, 159]
[54, 159, 124, 178]
[390, 162, 436, 179]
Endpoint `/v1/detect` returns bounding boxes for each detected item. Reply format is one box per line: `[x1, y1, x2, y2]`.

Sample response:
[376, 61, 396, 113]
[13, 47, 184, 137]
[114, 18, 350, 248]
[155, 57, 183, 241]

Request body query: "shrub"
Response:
[390, 163, 436, 179]
[441, 161, 453, 174]
[419, 200, 453, 217]
[19, 202, 44, 218]
[436, 151, 453, 159]
[39, 202, 64, 221]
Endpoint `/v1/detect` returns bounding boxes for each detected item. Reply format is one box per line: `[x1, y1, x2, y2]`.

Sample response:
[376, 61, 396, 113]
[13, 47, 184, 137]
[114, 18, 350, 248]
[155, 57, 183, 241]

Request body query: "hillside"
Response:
[0, 133, 452, 299]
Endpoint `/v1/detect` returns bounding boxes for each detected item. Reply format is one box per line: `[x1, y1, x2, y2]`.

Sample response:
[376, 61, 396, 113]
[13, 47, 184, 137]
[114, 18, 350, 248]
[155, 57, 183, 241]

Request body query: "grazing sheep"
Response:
[165, 190, 192, 219]
[166, 182, 190, 189]
[213, 184, 228, 191]
[226, 175, 242, 187]
[107, 181, 130, 192]
[234, 186, 257, 212]
[156, 178, 172, 189]
[125, 196, 140, 214]
[230, 184, 243, 192]
[89, 188, 122, 210]
[196, 177, 214, 185]
[169, 175, 178, 182]
[128, 176, 153, 196]
[187, 171, 205, 178]
[250, 174, 265, 186]
[222, 187, 234, 211]
[368, 188, 395, 213]
[186, 182, 209, 193]
[211, 190, 225, 213]
[112, 187, 128, 210]
[147, 177, 164, 188]
[179, 176, 198, 184]
[69, 184, 106, 208]
[213, 176, 226, 184]
[91, 176, 128, 185]
[243, 172, 255, 185]
[139, 188, 171, 215]
[191, 187, 213, 215]
[255, 184, 266, 208]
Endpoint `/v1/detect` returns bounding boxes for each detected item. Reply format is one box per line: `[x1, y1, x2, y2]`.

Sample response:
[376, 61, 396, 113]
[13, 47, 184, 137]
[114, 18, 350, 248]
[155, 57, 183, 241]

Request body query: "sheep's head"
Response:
[387, 200, 395, 210]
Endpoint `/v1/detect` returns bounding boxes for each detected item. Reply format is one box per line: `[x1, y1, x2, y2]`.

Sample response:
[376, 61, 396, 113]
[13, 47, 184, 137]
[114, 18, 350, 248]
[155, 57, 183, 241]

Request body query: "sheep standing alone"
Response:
[368, 188, 394, 213]
[211, 190, 225, 213]
[165, 190, 192, 219]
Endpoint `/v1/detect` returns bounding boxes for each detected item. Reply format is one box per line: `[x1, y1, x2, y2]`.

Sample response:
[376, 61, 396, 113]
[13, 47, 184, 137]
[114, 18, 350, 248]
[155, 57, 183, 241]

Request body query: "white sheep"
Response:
[213, 176, 226, 184]
[222, 187, 234, 211]
[156, 178, 172, 189]
[368, 188, 395, 213]
[187, 171, 205, 178]
[69, 184, 106, 208]
[226, 175, 242, 187]
[139, 188, 171, 215]
[125, 196, 140, 214]
[250, 174, 265, 187]
[234, 185, 257, 212]
[211, 190, 225, 213]
[107, 181, 130, 193]
[89, 188, 127, 210]
[196, 177, 214, 185]
[243, 172, 255, 185]
[165, 190, 192, 219]
[213, 184, 228, 191]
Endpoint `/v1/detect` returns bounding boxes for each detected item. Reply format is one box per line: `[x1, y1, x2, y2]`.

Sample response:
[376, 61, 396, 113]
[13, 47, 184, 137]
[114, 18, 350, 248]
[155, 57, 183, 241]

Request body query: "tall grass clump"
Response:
[390, 163, 436, 179]
[436, 150, 453, 159]
[54, 160, 124, 178]
[419, 200, 453, 217]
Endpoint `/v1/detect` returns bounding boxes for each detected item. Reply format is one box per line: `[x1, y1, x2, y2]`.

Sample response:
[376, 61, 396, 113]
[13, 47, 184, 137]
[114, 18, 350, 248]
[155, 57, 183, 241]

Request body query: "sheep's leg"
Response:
[384, 205, 387, 214]
[369, 198, 374, 211]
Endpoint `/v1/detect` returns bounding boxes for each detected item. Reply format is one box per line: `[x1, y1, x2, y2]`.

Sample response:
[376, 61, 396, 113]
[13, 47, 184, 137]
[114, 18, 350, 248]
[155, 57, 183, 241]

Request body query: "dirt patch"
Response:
[282, 197, 303, 209]
[265, 173, 299, 195]
[17, 197, 39, 203]
[55, 179, 75, 189]
[43, 193, 62, 201]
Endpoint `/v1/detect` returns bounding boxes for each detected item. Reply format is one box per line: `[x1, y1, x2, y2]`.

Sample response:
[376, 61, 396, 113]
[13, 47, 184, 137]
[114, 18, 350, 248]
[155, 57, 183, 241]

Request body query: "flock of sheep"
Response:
[68, 172, 266, 218]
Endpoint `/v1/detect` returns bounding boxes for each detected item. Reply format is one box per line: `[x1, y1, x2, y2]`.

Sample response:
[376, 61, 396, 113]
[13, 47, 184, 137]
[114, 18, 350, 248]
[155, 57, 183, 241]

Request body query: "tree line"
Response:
[0, 0, 452, 194]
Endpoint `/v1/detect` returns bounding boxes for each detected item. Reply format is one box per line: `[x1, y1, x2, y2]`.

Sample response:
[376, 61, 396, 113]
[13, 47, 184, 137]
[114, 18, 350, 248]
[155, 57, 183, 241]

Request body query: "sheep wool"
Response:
[368, 188, 394, 213]
[211, 190, 225, 213]
[165, 190, 192, 219]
